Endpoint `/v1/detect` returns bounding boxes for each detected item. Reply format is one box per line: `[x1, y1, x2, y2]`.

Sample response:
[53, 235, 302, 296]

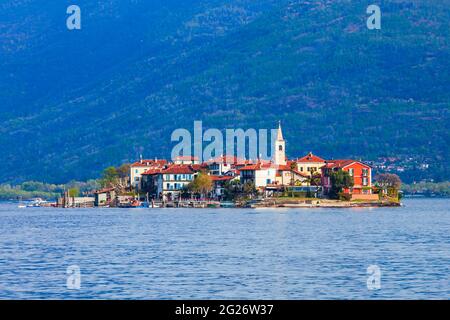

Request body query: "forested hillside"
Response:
[0, 0, 449, 183]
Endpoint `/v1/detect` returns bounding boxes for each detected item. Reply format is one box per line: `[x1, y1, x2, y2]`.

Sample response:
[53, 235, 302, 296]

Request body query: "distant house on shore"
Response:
[94, 187, 116, 207]
[276, 164, 309, 186]
[295, 152, 326, 176]
[130, 159, 167, 190]
[141, 164, 202, 201]
[206, 155, 246, 176]
[321, 160, 373, 196]
[240, 163, 278, 188]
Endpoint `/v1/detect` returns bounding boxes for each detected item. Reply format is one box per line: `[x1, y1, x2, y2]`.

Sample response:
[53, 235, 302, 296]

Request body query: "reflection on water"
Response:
[0, 198, 449, 299]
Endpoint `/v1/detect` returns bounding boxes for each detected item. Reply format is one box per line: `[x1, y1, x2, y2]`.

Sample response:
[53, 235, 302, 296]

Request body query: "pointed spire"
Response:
[276, 121, 284, 141]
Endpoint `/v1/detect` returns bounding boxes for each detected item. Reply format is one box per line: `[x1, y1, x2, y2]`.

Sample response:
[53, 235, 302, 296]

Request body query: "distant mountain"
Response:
[0, 0, 449, 183]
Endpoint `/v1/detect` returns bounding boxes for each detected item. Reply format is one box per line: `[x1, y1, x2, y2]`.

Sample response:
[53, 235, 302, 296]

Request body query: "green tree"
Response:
[100, 166, 119, 188]
[242, 181, 257, 199]
[309, 172, 322, 186]
[68, 187, 80, 197]
[329, 170, 354, 199]
[117, 163, 131, 187]
[188, 172, 213, 198]
[223, 180, 241, 201]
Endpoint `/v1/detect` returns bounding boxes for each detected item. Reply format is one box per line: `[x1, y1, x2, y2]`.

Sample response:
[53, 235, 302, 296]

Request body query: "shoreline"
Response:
[3, 199, 402, 209]
[245, 198, 401, 208]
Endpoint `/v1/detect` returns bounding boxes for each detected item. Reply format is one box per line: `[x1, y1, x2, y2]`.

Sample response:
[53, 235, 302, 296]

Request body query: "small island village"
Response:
[54, 123, 401, 209]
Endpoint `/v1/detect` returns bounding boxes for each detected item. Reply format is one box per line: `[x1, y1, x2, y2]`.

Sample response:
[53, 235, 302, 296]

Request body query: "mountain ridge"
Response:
[0, 0, 449, 183]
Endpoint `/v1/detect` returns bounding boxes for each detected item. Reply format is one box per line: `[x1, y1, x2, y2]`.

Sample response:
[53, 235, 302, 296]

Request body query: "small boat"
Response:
[117, 199, 142, 208]
[220, 201, 236, 208]
[26, 198, 48, 207]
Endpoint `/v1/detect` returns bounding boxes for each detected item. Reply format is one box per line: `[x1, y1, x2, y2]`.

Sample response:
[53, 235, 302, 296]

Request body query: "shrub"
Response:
[339, 192, 352, 201]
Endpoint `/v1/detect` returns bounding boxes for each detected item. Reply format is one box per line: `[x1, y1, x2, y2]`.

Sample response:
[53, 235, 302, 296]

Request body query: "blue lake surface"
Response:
[0, 198, 449, 299]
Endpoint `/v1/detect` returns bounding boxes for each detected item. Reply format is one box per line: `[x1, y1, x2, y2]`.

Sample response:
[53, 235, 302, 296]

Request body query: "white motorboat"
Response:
[26, 198, 48, 207]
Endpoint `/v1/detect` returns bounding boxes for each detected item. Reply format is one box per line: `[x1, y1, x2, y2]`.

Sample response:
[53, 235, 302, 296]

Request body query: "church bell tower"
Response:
[274, 121, 286, 166]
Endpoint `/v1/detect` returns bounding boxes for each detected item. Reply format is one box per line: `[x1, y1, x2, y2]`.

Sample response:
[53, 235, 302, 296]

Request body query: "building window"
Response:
[279, 145, 283, 151]
[349, 168, 354, 176]
[363, 177, 368, 186]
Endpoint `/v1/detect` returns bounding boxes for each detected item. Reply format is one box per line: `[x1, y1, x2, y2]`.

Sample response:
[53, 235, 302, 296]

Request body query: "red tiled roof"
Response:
[322, 160, 371, 169]
[277, 165, 309, 177]
[239, 164, 260, 171]
[161, 164, 195, 174]
[239, 162, 274, 171]
[130, 159, 167, 167]
[142, 168, 164, 175]
[190, 164, 207, 171]
[292, 169, 310, 178]
[94, 187, 115, 194]
[296, 152, 326, 163]
[210, 175, 234, 182]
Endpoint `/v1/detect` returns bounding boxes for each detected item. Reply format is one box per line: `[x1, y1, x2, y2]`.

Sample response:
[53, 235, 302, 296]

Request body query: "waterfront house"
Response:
[206, 155, 246, 176]
[276, 164, 310, 186]
[157, 164, 199, 201]
[210, 175, 235, 199]
[94, 187, 116, 207]
[295, 152, 326, 176]
[321, 160, 373, 196]
[140, 167, 164, 197]
[239, 163, 278, 188]
[130, 158, 167, 191]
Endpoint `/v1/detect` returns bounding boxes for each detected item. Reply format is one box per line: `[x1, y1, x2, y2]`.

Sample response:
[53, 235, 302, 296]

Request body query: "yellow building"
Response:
[295, 152, 326, 177]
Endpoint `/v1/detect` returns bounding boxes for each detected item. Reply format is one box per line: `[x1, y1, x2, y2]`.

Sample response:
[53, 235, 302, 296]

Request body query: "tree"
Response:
[223, 180, 241, 201]
[375, 173, 402, 189]
[242, 181, 257, 199]
[100, 166, 119, 188]
[223, 180, 256, 201]
[188, 172, 213, 198]
[116, 163, 131, 188]
[375, 173, 402, 197]
[68, 187, 80, 197]
[309, 172, 322, 186]
[329, 170, 354, 199]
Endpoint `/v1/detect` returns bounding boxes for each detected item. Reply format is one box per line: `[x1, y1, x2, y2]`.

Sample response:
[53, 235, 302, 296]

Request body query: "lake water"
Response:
[0, 198, 448, 300]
